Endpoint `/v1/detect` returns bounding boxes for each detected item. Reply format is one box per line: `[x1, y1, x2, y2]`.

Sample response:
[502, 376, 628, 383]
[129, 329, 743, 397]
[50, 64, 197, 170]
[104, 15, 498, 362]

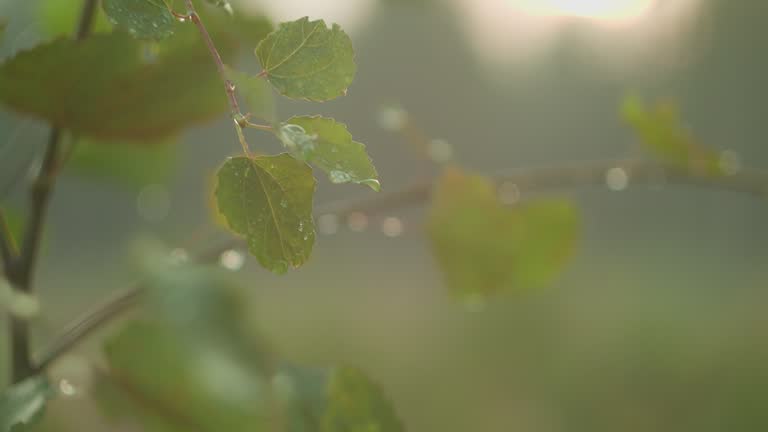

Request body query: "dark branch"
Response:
[6, 0, 99, 384]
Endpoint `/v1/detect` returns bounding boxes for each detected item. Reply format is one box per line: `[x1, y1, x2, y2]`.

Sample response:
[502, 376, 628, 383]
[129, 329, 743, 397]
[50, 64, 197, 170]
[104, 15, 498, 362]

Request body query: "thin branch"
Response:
[33, 158, 768, 370]
[182, 0, 257, 156]
[6, 0, 99, 384]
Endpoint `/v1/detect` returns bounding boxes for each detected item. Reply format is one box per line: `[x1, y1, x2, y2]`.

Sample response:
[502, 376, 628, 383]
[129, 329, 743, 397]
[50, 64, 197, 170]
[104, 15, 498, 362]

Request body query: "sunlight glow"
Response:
[510, 0, 654, 21]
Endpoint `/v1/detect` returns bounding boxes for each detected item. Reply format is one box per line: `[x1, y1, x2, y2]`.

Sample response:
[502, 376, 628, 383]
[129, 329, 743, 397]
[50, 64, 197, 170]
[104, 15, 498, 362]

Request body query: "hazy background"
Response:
[1, 0, 767, 430]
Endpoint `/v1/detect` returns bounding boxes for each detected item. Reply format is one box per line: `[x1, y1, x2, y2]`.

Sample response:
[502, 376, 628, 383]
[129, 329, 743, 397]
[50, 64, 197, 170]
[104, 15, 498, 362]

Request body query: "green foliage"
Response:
[102, 0, 175, 40]
[256, 17, 356, 101]
[66, 138, 177, 188]
[0, 20, 6, 41]
[427, 166, 579, 299]
[282, 116, 380, 191]
[225, 65, 276, 123]
[0, 375, 51, 432]
[322, 368, 405, 432]
[95, 263, 404, 432]
[0, 32, 228, 140]
[622, 95, 723, 175]
[215, 155, 317, 274]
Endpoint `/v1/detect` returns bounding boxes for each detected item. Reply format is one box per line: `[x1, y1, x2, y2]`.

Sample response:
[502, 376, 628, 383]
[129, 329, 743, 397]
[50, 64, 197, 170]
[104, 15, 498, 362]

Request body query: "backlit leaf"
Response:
[282, 116, 380, 191]
[102, 0, 175, 40]
[427, 166, 579, 299]
[0, 375, 51, 432]
[215, 155, 316, 274]
[256, 17, 356, 101]
[621, 95, 724, 175]
[0, 32, 230, 140]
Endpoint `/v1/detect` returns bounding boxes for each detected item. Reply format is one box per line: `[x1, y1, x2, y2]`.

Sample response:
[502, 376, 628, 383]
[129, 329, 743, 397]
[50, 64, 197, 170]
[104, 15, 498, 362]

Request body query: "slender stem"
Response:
[244, 121, 274, 132]
[6, 0, 99, 385]
[183, 0, 256, 155]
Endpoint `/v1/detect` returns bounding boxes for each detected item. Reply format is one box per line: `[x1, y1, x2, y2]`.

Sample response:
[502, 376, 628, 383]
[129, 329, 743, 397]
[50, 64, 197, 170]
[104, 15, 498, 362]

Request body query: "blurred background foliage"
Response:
[1, 0, 767, 430]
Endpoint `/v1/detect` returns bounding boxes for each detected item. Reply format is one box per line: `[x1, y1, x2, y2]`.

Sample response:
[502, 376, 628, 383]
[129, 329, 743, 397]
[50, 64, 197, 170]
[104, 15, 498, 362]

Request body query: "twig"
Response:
[6, 0, 99, 384]
[182, 0, 254, 155]
[33, 158, 768, 371]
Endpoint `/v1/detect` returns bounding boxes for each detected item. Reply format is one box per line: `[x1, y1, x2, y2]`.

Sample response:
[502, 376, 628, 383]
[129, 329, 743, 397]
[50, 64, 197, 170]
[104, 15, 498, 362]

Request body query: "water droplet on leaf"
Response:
[329, 170, 352, 184]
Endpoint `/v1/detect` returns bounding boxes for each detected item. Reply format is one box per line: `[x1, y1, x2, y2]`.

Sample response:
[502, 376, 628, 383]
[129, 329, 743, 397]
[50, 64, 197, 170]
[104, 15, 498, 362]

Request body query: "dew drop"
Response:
[219, 249, 245, 271]
[318, 214, 339, 235]
[329, 170, 352, 184]
[280, 199, 288, 208]
[347, 212, 368, 232]
[59, 379, 78, 397]
[605, 167, 629, 191]
[298, 221, 304, 232]
[498, 182, 521, 205]
[377, 106, 408, 131]
[381, 217, 404, 238]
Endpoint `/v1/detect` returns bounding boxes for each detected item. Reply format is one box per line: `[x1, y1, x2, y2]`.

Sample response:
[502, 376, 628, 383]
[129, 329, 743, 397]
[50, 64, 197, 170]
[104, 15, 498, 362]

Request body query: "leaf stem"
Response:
[6, 0, 98, 385]
[244, 121, 274, 132]
[183, 0, 255, 154]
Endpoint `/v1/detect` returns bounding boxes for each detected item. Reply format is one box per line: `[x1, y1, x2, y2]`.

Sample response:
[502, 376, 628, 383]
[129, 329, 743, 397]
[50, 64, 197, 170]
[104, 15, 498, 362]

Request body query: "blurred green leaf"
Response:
[621, 95, 724, 175]
[0, 31, 229, 140]
[0, 20, 7, 42]
[0, 375, 51, 432]
[225, 65, 276, 123]
[427, 166, 579, 298]
[102, 0, 175, 40]
[322, 367, 405, 432]
[215, 155, 316, 274]
[282, 116, 380, 191]
[66, 138, 176, 189]
[256, 17, 356, 101]
[36, 0, 113, 37]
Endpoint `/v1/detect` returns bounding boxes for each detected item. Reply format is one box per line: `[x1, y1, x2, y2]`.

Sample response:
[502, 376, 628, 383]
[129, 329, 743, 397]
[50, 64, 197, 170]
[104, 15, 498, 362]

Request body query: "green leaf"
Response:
[282, 116, 380, 191]
[225, 65, 276, 123]
[37, 0, 113, 38]
[621, 95, 723, 175]
[322, 367, 405, 432]
[0, 32, 230, 140]
[0, 376, 52, 432]
[66, 138, 176, 189]
[0, 20, 7, 42]
[427, 167, 579, 299]
[215, 155, 316, 274]
[102, 0, 175, 40]
[256, 17, 356, 101]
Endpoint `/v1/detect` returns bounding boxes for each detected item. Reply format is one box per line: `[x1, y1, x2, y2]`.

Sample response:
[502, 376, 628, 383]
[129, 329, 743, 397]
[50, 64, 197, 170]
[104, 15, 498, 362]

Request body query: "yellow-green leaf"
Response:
[256, 17, 356, 101]
[427, 166, 579, 299]
[215, 154, 316, 274]
[282, 116, 380, 191]
[621, 95, 724, 175]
